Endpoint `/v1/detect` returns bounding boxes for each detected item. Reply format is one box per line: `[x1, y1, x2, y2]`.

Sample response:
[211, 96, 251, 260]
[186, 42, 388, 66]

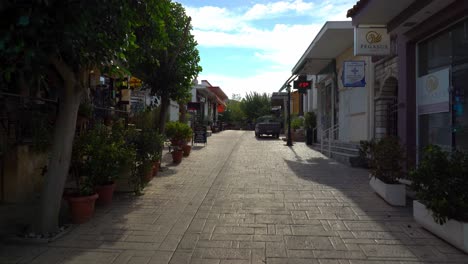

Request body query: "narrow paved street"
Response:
[2, 130, 467, 263]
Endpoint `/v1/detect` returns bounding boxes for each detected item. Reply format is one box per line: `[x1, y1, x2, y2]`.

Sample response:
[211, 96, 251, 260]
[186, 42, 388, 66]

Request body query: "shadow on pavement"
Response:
[282, 151, 467, 260]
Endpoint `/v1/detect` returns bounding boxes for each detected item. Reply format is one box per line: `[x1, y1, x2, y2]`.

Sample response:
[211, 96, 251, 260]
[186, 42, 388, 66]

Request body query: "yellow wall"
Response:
[291, 91, 300, 115]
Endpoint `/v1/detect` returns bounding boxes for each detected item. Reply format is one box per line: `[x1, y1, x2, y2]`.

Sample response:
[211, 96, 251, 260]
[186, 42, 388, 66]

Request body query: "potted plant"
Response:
[166, 121, 190, 162]
[368, 136, 406, 206]
[171, 145, 183, 163]
[166, 121, 184, 147]
[291, 116, 304, 142]
[69, 136, 99, 224]
[181, 125, 193, 157]
[80, 124, 131, 206]
[66, 176, 99, 224]
[150, 132, 164, 176]
[409, 145, 468, 253]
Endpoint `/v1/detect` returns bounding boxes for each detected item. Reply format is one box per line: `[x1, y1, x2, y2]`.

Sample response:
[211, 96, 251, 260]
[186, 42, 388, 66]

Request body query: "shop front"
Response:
[348, 0, 468, 163]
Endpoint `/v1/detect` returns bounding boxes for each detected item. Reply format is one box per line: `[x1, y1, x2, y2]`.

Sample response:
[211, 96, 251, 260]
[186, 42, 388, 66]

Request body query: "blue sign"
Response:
[342, 61, 366, 87]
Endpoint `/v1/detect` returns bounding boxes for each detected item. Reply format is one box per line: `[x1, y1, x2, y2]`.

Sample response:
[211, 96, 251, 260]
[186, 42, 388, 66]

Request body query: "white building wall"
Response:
[169, 100, 179, 121]
[336, 47, 372, 143]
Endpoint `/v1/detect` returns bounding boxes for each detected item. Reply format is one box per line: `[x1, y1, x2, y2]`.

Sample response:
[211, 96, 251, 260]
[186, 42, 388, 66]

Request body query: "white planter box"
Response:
[369, 176, 406, 206]
[413, 200, 468, 254]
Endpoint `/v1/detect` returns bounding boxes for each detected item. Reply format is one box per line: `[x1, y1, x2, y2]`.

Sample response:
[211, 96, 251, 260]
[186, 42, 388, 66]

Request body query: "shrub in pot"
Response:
[410, 145, 468, 223]
[166, 121, 184, 146]
[409, 145, 468, 253]
[171, 146, 183, 163]
[368, 136, 406, 206]
[66, 172, 98, 224]
[79, 124, 131, 205]
[181, 125, 193, 157]
[67, 180, 98, 224]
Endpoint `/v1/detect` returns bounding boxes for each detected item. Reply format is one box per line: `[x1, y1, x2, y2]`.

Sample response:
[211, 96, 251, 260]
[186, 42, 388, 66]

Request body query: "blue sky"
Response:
[178, 0, 356, 98]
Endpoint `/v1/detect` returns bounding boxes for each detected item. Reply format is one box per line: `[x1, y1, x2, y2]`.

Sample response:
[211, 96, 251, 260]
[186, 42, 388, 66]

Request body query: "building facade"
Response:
[348, 0, 468, 163]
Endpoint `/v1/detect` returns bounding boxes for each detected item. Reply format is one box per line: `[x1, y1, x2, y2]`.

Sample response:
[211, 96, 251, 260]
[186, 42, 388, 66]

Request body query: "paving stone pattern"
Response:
[1, 131, 467, 263]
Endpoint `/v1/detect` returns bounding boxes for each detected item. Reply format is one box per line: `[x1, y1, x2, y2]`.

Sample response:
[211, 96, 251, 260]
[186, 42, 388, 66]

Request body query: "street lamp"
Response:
[286, 84, 293, 146]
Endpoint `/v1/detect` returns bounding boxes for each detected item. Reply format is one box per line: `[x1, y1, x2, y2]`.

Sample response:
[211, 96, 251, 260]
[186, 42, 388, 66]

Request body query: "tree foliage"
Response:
[129, 1, 201, 132]
[0, 0, 160, 234]
[219, 99, 245, 124]
[240, 92, 272, 122]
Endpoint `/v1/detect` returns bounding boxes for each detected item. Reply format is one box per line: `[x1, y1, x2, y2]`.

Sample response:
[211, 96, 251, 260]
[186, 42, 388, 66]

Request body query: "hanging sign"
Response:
[342, 61, 366, 87]
[354, 27, 390, 56]
[417, 68, 450, 115]
[293, 75, 312, 90]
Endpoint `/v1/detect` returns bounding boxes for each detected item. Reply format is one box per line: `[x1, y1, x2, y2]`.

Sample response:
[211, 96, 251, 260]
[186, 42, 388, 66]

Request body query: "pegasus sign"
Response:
[354, 27, 390, 56]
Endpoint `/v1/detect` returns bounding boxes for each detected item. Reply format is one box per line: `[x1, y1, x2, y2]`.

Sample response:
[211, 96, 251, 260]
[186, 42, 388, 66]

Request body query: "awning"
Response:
[208, 86, 228, 101]
[291, 21, 354, 75]
[197, 87, 226, 106]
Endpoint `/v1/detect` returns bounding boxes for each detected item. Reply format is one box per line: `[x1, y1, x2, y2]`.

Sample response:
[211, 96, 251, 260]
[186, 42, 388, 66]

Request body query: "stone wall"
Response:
[374, 56, 399, 139]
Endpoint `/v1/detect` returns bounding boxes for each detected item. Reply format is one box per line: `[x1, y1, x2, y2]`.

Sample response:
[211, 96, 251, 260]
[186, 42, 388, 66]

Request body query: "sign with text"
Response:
[193, 123, 207, 144]
[293, 75, 312, 90]
[342, 61, 366, 87]
[354, 27, 390, 56]
[417, 68, 450, 115]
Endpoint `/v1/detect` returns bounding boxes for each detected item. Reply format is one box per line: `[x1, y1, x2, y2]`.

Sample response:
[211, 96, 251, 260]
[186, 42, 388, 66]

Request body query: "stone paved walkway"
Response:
[1, 130, 467, 263]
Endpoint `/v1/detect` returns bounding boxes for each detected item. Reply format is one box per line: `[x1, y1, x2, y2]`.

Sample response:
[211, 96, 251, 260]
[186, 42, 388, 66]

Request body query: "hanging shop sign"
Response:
[342, 61, 366, 87]
[293, 75, 312, 94]
[293, 75, 312, 90]
[417, 68, 450, 115]
[354, 27, 390, 56]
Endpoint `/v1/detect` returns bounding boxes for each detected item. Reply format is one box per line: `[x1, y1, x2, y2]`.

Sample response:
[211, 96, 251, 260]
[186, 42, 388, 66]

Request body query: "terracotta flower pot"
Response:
[172, 149, 183, 163]
[95, 182, 116, 206]
[67, 193, 99, 224]
[144, 169, 153, 182]
[182, 145, 192, 157]
[152, 161, 160, 177]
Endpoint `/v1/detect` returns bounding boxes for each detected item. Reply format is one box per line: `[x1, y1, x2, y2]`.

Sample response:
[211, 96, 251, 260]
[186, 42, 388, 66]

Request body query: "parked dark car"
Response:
[255, 116, 281, 138]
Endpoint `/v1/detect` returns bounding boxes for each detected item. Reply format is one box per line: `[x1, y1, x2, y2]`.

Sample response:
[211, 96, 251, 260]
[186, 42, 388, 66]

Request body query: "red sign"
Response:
[293, 80, 312, 89]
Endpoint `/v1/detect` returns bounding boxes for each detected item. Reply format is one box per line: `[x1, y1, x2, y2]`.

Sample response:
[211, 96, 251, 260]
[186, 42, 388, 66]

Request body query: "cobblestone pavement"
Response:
[1, 130, 467, 264]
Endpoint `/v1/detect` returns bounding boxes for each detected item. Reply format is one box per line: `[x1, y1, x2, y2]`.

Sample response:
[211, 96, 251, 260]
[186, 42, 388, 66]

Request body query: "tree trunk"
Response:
[179, 102, 186, 123]
[36, 82, 82, 234]
[158, 95, 170, 134]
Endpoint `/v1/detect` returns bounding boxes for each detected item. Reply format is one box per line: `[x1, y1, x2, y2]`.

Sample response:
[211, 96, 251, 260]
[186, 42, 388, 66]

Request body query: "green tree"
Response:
[0, 0, 141, 234]
[240, 92, 272, 122]
[220, 99, 245, 124]
[131, 1, 201, 133]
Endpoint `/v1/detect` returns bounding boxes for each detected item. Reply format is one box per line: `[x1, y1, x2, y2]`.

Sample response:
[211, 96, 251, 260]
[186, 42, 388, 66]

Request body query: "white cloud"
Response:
[185, 6, 243, 32]
[193, 23, 323, 67]
[185, 0, 355, 98]
[243, 0, 315, 20]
